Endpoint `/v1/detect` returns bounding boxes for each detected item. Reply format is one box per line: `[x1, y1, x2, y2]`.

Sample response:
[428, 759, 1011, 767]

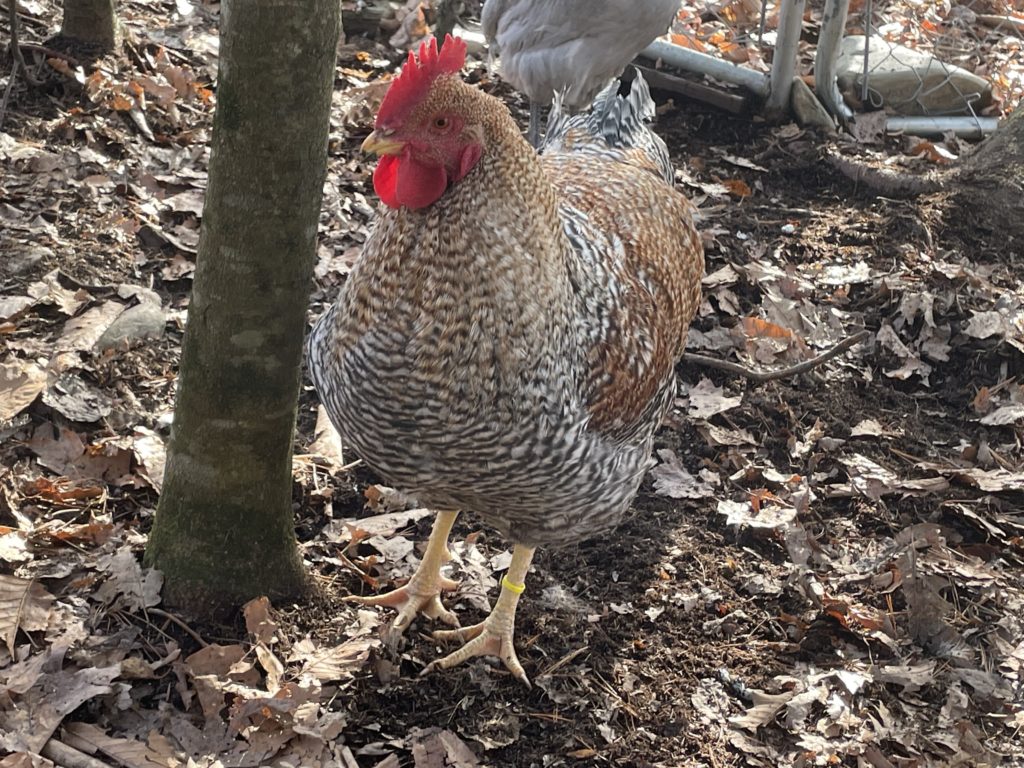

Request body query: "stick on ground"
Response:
[687, 330, 870, 382]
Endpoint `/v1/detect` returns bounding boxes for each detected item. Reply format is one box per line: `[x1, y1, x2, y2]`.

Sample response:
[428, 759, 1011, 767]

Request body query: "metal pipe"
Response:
[814, 0, 854, 122]
[641, 39, 771, 98]
[765, 0, 807, 117]
[886, 116, 999, 138]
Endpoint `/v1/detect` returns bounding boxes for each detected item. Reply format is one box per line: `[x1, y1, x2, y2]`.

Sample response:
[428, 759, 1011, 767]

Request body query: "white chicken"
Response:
[481, 0, 680, 145]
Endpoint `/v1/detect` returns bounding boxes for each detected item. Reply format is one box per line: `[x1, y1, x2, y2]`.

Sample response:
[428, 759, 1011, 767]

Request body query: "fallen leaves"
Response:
[93, 546, 163, 612]
[682, 377, 743, 418]
[0, 576, 54, 655]
[651, 448, 719, 499]
[289, 634, 379, 682]
[0, 361, 47, 421]
[0, 0, 1021, 765]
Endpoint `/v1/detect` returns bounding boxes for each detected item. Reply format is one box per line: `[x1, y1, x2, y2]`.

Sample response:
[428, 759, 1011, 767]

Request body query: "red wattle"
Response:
[373, 155, 401, 209]
[395, 155, 448, 210]
[373, 152, 449, 211]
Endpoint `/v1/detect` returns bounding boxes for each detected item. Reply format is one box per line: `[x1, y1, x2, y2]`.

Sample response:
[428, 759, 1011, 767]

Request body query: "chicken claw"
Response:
[423, 544, 536, 686]
[427, 613, 530, 686]
[349, 572, 461, 636]
[347, 510, 460, 638]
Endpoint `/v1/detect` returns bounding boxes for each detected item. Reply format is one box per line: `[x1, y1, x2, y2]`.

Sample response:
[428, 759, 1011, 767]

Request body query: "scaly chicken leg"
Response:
[426, 543, 536, 685]
[349, 510, 461, 636]
[527, 102, 543, 148]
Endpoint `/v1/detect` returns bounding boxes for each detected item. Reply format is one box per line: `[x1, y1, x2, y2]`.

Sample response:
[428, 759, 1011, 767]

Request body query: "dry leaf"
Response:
[61, 723, 168, 768]
[0, 575, 55, 655]
[289, 636, 378, 681]
[650, 449, 717, 499]
[243, 596, 278, 645]
[0, 360, 46, 421]
[684, 377, 743, 419]
[54, 301, 126, 354]
[722, 178, 752, 198]
[93, 546, 163, 611]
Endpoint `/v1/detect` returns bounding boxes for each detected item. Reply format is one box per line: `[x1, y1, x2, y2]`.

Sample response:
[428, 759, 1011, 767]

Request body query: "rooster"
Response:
[308, 35, 703, 685]
[482, 0, 681, 145]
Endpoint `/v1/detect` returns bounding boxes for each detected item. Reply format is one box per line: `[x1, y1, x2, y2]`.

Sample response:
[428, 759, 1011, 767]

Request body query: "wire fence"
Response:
[845, 0, 1021, 116]
[660, 0, 1021, 120]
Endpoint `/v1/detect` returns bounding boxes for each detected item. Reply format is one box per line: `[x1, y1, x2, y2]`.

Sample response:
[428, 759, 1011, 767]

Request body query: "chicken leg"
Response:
[425, 543, 536, 686]
[527, 101, 543, 148]
[348, 510, 461, 637]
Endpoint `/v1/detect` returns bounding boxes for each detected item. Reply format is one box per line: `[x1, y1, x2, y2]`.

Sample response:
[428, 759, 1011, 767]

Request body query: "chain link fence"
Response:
[645, 0, 1020, 129]
[841, 0, 1021, 116]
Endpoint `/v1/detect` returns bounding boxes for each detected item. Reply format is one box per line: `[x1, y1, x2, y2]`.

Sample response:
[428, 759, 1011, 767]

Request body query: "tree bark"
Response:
[145, 0, 340, 618]
[61, 0, 118, 51]
[950, 107, 1024, 245]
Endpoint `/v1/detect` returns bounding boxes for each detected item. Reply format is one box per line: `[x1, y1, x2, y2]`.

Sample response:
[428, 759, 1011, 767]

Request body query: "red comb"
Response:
[376, 35, 467, 126]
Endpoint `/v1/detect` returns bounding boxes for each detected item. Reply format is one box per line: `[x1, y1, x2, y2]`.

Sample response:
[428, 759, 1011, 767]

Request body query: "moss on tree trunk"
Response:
[61, 0, 118, 51]
[144, 0, 340, 619]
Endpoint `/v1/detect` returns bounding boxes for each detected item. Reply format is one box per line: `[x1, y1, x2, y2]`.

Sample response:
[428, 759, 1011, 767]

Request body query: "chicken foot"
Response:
[348, 510, 461, 637]
[425, 543, 536, 686]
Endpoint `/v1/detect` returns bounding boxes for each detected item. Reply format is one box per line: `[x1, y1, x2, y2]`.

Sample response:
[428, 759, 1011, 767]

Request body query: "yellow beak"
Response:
[361, 130, 405, 156]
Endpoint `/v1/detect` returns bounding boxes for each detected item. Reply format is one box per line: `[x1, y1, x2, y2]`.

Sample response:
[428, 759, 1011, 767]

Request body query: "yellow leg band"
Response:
[501, 575, 526, 595]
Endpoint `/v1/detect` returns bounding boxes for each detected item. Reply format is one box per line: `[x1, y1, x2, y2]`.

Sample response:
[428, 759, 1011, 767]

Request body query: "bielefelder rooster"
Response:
[308, 35, 703, 685]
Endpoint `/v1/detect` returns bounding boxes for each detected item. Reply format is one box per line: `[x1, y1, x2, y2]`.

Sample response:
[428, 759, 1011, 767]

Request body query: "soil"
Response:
[2, 2, 1023, 767]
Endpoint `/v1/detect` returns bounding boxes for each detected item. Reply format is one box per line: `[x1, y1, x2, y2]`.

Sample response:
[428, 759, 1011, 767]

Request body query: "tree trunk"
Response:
[144, 0, 340, 619]
[950, 107, 1024, 245]
[61, 0, 118, 51]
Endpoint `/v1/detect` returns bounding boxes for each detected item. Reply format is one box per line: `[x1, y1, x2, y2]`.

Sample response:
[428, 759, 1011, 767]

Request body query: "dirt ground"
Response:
[2, 1, 1024, 766]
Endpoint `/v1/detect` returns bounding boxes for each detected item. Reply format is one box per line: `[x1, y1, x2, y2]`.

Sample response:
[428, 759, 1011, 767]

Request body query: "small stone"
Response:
[5, 245, 51, 277]
[790, 77, 836, 133]
[96, 302, 166, 351]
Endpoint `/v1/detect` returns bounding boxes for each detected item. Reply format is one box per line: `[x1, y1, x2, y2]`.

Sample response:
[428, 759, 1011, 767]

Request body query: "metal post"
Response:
[815, 0, 854, 122]
[765, 0, 807, 118]
[641, 39, 771, 97]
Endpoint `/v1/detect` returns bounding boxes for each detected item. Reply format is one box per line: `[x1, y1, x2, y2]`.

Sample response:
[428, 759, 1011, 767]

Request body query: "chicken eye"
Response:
[433, 116, 451, 131]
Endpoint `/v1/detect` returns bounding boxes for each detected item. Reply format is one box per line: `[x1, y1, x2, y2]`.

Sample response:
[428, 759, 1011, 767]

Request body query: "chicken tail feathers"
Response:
[542, 69, 674, 185]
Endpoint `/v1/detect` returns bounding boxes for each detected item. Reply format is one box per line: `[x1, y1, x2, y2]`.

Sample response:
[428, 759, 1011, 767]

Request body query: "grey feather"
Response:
[481, 0, 679, 109]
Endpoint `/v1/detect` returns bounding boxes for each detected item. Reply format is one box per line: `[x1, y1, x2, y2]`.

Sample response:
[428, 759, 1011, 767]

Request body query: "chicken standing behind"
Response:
[308, 35, 703, 685]
[481, 0, 680, 145]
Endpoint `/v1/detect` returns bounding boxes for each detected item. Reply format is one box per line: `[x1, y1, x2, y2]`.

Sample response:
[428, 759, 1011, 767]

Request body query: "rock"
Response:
[116, 283, 162, 307]
[790, 78, 836, 133]
[835, 35, 991, 116]
[5, 245, 51, 277]
[96, 302, 166, 351]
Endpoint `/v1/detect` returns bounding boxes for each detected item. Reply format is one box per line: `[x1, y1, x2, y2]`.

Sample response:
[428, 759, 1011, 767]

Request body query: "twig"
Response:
[19, 42, 82, 66]
[635, 64, 749, 115]
[0, 59, 16, 130]
[687, 330, 870, 382]
[978, 14, 1024, 35]
[333, 549, 378, 587]
[147, 606, 209, 647]
[7, 0, 44, 86]
[40, 738, 114, 768]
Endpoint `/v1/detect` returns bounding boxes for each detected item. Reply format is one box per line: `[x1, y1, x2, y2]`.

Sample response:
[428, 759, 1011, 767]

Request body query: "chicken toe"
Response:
[423, 544, 536, 685]
[349, 572, 461, 635]
[427, 615, 530, 686]
[347, 510, 460, 637]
